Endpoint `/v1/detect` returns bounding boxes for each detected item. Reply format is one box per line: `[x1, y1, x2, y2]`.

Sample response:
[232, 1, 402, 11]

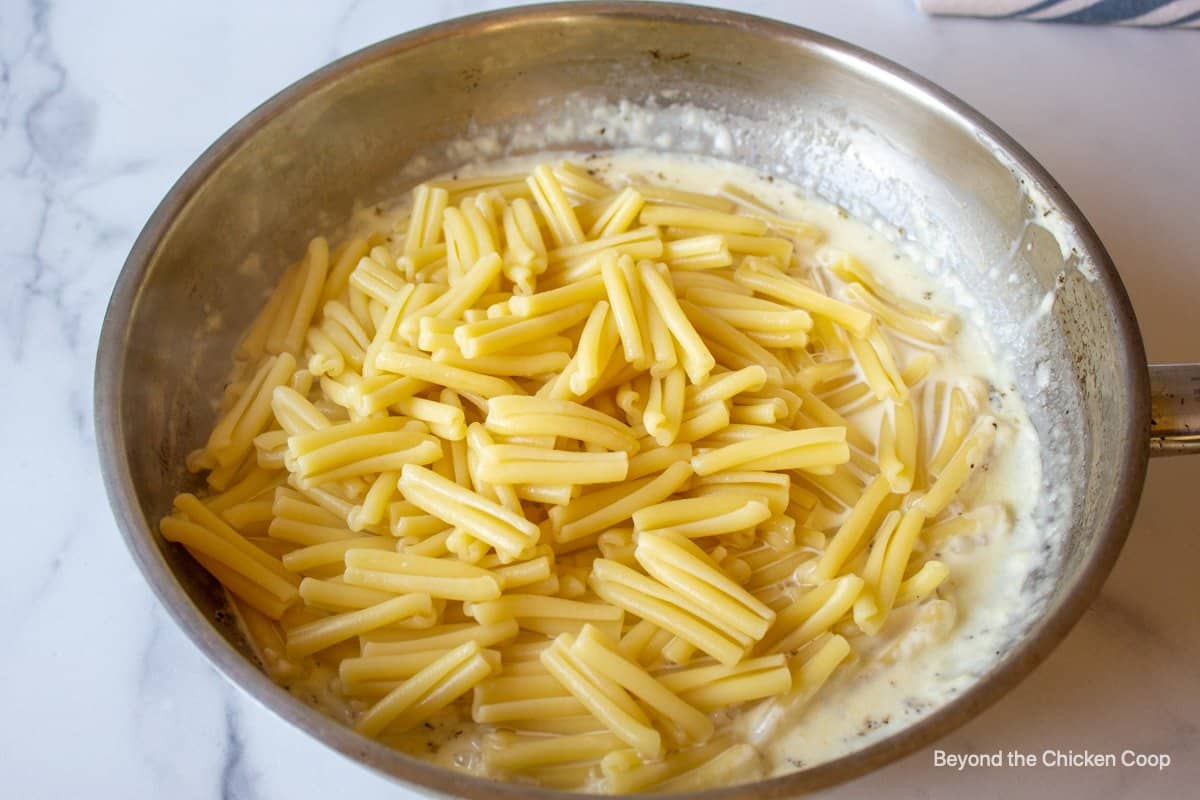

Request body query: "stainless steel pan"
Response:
[94, 3, 1200, 797]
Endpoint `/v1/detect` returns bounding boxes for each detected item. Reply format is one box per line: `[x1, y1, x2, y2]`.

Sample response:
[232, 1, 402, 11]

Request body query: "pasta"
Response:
[161, 154, 1012, 793]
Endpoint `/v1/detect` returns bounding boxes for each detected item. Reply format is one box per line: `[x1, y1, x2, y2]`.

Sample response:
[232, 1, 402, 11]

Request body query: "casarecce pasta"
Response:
[160, 152, 1012, 793]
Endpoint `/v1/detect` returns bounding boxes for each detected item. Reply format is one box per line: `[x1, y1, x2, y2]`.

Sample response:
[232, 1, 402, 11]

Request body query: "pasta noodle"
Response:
[163, 156, 1012, 792]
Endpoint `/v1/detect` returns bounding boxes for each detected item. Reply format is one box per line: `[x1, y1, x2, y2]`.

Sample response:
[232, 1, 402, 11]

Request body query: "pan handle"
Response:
[1149, 363, 1200, 456]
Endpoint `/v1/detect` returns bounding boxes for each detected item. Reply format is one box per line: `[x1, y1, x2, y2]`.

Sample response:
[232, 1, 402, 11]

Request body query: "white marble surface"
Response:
[2, 0, 1197, 797]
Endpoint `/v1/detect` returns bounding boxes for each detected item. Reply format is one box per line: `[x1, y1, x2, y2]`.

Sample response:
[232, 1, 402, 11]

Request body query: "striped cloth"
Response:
[917, 0, 1200, 26]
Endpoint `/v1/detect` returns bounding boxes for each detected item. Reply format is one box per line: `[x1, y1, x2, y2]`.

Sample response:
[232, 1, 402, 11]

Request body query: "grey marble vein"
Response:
[220, 699, 257, 800]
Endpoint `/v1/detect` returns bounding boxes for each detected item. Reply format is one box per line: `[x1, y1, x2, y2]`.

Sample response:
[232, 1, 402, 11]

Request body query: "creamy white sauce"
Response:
[257, 149, 1045, 787]
[557, 152, 1044, 775]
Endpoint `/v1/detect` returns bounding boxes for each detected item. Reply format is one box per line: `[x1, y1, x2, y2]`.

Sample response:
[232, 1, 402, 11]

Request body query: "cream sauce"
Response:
[544, 151, 1043, 776]
[262, 149, 1045, 786]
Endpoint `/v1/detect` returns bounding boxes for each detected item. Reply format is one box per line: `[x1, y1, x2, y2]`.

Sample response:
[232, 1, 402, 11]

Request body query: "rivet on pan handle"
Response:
[1149, 364, 1200, 456]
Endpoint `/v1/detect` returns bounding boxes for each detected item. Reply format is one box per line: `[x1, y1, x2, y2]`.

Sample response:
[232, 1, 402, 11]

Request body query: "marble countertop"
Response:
[3, 0, 1197, 797]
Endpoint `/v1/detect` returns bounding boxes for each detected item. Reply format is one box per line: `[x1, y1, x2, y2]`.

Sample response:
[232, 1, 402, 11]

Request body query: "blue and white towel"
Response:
[918, 0, 1200, 26]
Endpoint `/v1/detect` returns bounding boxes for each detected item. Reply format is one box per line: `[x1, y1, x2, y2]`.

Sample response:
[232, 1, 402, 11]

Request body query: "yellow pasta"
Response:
[454, 302, 592, 358]
[641, 366, 685, 445]
[636, 183, 737, 212]
[484, 730, 623, 773]
[160, 514, 297, 598]
[689, 470, 790, 516]
[632, 494, 771, 539]
[917, 416, 997, 517]
[813, 474, 894, 580]
[343, 549, 502, 602]
[662, 234, 733, 271]
[350, 251, 406, 306]
[286, 593, 434, 659]
[508, 275, 605, 318]
[164, 158, 1012, 790]
[878, 400, 917, 493]
[399, 464, 539, 561]
[640, 204, 768, 236]
[588, 186, 646, 238]
[467, 594, 623, 643]
[342, 647, 500, 689]
[541, 634, 663, 758]
[679, 298, 789, 376]
[848, 329, 900, 401]
[363, 619, 519, 656]
[746, 634, 852, 747]
[404, 185, 449, 254]
[598, 251, 648, 368]
[691, 427, 848, 476]
[549, 226, 660, 268]
[479, 444, 629, 485]
[298, 577, 394, 613]
[895, 559, 949, 606]
[929, 384, 973, 476]
[551, 462, 693, 543]
[637, 261, 716, 384]
[762, 574, 864, 653]
[590, 558, 747, 666]
[487, 395, 638, 454]
[501, 201, 547, 291]
[204, 353, 298, 476]
[571, 625, 713, 743]
[524, 164, 582, 246]
[636, 531, 775, 641]
[375, 346, 517, 398]
[356, 640, 492, 737]
[673, 663, 792, 712]
[563, 301, 621, 396]
[735, 258, 872, 337]
[423, 251, 506, 326]
[602, 737, 732, 793]
[280, 535, 391, 574]
[288, 422, 442, 485]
